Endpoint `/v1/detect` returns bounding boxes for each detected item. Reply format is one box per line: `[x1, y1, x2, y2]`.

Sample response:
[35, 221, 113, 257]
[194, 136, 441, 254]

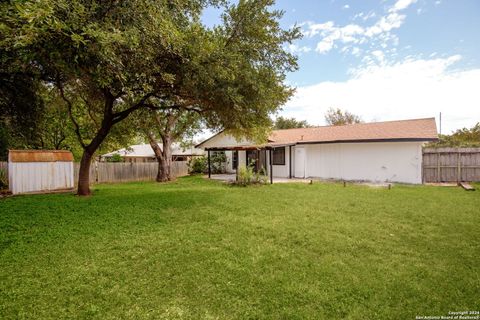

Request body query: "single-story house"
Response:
[101, 143, 205, 163]
[195, 118, 438, 184]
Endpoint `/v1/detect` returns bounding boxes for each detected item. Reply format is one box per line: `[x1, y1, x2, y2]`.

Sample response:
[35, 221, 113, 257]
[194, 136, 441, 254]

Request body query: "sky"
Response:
[202, 0, 480, 134]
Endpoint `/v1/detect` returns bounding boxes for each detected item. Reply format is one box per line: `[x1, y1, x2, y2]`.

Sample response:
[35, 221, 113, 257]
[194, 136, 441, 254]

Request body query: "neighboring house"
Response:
[196, 118, 438, 184]
[101, 143, 205, 163]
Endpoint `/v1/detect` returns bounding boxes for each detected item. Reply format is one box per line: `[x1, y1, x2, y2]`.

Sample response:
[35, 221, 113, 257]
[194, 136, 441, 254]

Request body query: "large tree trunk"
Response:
[158, 137, 173, 182]
[77, 151, 94, 196]
[147, 133, 174, 182]
[156, 156, 172, 182]
[77, 123, 112, 196]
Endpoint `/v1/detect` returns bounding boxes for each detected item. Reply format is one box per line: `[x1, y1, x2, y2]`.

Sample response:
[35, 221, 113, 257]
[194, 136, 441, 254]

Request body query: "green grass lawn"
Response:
[0, 176, 479, 319]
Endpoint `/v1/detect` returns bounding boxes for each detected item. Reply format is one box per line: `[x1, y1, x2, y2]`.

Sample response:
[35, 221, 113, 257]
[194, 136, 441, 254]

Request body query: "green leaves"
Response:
[1, 0, 300, 167]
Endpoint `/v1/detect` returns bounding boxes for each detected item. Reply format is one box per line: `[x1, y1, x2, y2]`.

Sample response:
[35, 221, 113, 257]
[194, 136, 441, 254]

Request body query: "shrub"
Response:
[188, 156, 207, 174]
[189, 152, 229, 174]
[235, 165, 268, 186]
[236, 165, 254, 186]
[0, 168, 8, 190]
[255, 167, 269, 184]
[107, 153, 123, 162]
[210, 151, 228, 174]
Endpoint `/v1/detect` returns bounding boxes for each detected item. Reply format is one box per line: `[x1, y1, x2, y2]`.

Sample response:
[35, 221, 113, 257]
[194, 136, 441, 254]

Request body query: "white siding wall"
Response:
[270, 147, 291, 178]
[225, 151, 234, 173]
[303, 142, 423, 184]
[8, 161, 74, 194]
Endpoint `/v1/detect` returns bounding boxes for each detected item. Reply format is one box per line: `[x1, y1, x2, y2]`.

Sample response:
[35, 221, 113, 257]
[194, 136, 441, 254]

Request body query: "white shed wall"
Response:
[303, 142, 423, 184]
[8, 162, 74, 194]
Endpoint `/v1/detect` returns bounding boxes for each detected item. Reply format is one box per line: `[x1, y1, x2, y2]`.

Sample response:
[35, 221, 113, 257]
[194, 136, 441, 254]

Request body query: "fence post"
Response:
[437, 152, 441, 182]
[457, 148, 461, 183]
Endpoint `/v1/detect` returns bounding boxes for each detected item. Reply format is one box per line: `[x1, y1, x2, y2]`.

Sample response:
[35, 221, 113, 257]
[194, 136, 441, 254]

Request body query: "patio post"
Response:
[235, 151, 238, 181]
[269, 148, 273, 184]
[289, 145, 292, 179]
[207, 149, 211, 178]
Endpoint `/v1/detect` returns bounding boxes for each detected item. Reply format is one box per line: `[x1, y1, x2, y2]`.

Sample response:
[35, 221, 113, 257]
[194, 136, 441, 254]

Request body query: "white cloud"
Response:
[287, 44, 311, 54]
[303, 0, 416, 55]
[302, 21, 335, 38]
[316, 40, 334, 54]
[283, 56, 480, 133]
[343, 4, 350, 9]
[389, 0, 417, 13]
[354, 11, 377, 21]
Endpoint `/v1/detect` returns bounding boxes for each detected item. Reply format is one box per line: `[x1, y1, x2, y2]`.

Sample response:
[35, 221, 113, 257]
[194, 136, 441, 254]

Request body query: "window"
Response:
[272, 147, 285, 165]
[232, 151, 238, 169]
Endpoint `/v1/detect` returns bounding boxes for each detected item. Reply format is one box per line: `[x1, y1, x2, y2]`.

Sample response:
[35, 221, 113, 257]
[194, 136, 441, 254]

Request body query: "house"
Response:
[101, 143, 205, 163]
[195, 118, 438, 184]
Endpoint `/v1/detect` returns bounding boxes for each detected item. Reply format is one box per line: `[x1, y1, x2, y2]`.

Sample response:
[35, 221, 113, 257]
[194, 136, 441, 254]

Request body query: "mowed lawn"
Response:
[0, 177, 479, 319]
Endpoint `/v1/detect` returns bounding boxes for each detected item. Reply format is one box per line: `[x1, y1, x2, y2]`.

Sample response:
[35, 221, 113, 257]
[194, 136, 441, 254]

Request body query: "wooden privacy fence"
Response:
[74, 161, 189, 185]
[423, 148, 480, 183]
[1, 161, 189, 189]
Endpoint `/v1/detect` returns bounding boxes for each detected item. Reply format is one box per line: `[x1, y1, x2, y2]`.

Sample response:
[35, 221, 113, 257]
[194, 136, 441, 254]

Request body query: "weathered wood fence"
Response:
[74, 161, 189, 185]
[423, 148, 480, 183]
[1, 161, 189, 187]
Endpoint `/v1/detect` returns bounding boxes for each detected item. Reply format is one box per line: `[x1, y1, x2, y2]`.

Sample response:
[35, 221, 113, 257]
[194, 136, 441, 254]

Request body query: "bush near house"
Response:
[106, 153, 123, 162]
[188, 156, 207, 174]
[188, 152, 229, 174]
[235, 165, 268, 186]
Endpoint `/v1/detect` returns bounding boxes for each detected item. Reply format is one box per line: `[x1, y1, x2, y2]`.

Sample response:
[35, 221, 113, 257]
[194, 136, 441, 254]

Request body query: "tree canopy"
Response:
[428, 123, 480, 147]
[324, 108, 362, 126]
[274, 116, 310, 129]
[1, 0, 300, 195]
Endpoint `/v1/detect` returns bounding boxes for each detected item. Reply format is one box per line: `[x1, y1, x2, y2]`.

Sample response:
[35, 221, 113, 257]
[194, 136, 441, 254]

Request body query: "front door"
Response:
[295, 147, 306, 178]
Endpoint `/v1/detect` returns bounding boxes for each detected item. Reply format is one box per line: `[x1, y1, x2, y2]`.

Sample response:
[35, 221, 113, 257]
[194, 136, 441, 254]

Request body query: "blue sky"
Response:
[278, 0, 480, 85]
[203, 1, 480, 133]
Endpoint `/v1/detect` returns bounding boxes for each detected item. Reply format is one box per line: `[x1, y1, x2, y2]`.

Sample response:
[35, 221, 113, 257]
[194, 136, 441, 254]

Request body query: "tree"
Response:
[428, 123, 480, 147]
[0, 73, 45, 159]
[141, 109, 203, 182]
[274, 116, 310, 129]
[324, 108, 362, 126]
[2, 0, 299, 195]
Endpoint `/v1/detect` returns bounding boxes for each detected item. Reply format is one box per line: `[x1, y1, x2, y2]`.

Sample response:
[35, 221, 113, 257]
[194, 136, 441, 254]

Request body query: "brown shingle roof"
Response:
[269, 118, 438, 144]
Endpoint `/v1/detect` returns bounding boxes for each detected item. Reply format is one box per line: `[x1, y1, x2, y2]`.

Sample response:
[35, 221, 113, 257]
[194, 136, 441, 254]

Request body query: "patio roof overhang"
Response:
[205, 145, 263, 151]
[205, 143, 295, 151]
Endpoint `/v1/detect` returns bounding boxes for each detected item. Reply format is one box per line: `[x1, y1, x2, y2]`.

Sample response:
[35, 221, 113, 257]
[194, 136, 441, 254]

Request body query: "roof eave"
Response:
[296, 137, 438, 145]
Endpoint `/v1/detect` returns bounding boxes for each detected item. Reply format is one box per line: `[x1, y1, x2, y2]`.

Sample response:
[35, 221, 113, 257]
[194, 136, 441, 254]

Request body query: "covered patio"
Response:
[205, 144, 294, 184]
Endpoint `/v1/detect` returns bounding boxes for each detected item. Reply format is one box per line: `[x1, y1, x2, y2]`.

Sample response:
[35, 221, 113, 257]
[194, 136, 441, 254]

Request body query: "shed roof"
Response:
[8, 150, 74, 162]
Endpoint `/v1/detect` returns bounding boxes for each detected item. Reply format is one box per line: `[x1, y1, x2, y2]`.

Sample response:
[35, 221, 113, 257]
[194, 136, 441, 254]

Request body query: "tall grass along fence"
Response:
[423, 148, 480, 183]
[0, 161, 188, 189]
[74, 161, 189, 185]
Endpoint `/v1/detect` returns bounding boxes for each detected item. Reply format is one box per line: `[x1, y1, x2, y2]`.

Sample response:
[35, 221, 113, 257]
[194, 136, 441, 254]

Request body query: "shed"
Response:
[8, 150, 74, 195]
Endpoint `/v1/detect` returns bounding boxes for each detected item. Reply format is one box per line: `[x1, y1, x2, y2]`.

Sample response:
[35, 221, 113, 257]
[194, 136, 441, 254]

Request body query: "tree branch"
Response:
[57, 78, 87, 149]
[112, 93, 154, 124]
